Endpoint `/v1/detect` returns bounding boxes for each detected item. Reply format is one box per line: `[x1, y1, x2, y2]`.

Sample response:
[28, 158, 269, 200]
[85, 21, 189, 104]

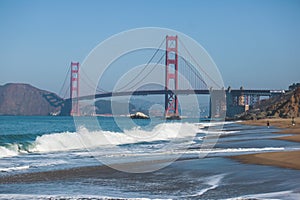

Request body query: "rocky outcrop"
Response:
[130, 112, 149, 119]
[236, 87, 300, 120]
[260, 87, 300, 118]
[0, 83, 64, 116]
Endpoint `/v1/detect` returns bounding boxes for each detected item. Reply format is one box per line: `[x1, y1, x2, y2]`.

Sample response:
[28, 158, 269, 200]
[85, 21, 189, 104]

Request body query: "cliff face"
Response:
[0, 83, 63, 116]
[237, 87, 300, 120]
[257, 87, 300, 118]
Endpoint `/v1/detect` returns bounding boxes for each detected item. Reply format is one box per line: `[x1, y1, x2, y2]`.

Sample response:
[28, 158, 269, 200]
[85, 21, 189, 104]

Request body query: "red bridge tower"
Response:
[70, 62, 80, 116]
[165, 36, 180, 119]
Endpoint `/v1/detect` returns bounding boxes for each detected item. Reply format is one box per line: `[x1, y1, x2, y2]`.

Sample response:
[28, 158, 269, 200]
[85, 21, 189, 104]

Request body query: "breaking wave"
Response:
[0, 145, 19, 158]
[0, 123, 198, 158]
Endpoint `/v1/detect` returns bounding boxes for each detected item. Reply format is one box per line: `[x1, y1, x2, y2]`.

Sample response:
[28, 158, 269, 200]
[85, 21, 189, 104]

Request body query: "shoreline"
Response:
[231, 117, 300, 170]
[1, 118, 299, 184]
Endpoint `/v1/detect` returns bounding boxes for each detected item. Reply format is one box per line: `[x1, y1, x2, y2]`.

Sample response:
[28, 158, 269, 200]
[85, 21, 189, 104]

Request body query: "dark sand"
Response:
[232, 117, 300, 170]
[0, 165, 114, 184]
[0, 158, 181, 184]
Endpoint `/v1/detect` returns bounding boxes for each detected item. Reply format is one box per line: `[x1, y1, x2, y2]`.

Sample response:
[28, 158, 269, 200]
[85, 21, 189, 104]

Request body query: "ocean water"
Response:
[0, 116, 300, 199]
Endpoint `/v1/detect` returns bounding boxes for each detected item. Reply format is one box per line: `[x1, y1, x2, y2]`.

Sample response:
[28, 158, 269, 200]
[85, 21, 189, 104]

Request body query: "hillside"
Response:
[237, 87, 300, 120]
[0, 83, 63, 116]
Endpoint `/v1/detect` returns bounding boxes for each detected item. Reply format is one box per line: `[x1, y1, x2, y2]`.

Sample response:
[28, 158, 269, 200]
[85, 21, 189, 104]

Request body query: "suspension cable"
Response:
[59, 65, 71, 97]
[179, 39, 221, 88]
[80, 68, 108, 93]
[62, 83, 70, 99]
[181, 57, 208, 88]
[123, 52, 165, 91]
[115, 38, 166, 92]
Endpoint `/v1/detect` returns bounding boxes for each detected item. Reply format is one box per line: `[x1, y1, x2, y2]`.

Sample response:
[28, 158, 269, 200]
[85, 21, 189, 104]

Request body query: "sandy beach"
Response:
[232, 117, 300, 170]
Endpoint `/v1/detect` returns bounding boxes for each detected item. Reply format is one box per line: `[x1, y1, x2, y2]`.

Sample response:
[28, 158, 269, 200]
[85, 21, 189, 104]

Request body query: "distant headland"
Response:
[0, 83, 141, 116]
[0, 83, 62, 116]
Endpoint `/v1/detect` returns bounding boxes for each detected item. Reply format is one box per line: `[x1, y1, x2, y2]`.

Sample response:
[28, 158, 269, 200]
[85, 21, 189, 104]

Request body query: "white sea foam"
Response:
[0, 144, 19, 158]
[33, 159, 68, 168]
[0, 158, 70, 173]
[197, 129, 240, 135]
[0, 194, 157, 200]
[187, 174, 226, 197]
[90, 147, 287, 159]
[0, 121, 285, 159]
[191, 147, 285, 154]
[0, 122, 287, 160]
[195, 121, 236, 128]
[207, 147, 285, 153]
[225, 190, 300, 200]
[0, 165, 30, 172]
[28, 123, 198, 153]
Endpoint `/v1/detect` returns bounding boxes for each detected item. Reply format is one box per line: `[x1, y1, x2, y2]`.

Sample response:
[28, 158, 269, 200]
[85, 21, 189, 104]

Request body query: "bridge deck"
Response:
[65, 89, 287, 101]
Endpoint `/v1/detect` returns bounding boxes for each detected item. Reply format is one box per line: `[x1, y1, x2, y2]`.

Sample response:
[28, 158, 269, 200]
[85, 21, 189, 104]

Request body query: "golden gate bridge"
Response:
[49, 35, 286, 118]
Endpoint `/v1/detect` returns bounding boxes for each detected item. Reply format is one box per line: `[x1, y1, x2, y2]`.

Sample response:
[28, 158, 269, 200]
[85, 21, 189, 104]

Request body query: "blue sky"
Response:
[0, 0, 299, 94]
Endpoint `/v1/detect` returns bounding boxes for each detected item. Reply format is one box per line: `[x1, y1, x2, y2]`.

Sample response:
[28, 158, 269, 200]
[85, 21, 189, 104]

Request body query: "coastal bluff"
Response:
[0, 83, 63, 116]
[236, 87, 300, 120]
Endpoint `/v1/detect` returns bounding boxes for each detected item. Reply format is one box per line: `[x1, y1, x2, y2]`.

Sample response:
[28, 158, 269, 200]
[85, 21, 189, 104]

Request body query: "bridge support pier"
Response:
[209, 89, 226, 118]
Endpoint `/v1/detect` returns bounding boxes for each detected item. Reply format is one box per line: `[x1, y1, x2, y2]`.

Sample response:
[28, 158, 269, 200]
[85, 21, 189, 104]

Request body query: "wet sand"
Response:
[0, 158, 186, 184]
[0, 165, 113, 184]
[232, 117, 300, 170]
[0, 163, 143, 184]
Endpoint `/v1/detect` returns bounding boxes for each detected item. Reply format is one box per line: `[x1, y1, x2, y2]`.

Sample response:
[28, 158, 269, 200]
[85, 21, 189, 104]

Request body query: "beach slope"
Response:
[231, 118, 300, 170]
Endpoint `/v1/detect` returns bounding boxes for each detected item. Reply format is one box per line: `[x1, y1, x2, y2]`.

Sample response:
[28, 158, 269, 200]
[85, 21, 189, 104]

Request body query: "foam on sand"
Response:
[187, 174, 226, 197]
